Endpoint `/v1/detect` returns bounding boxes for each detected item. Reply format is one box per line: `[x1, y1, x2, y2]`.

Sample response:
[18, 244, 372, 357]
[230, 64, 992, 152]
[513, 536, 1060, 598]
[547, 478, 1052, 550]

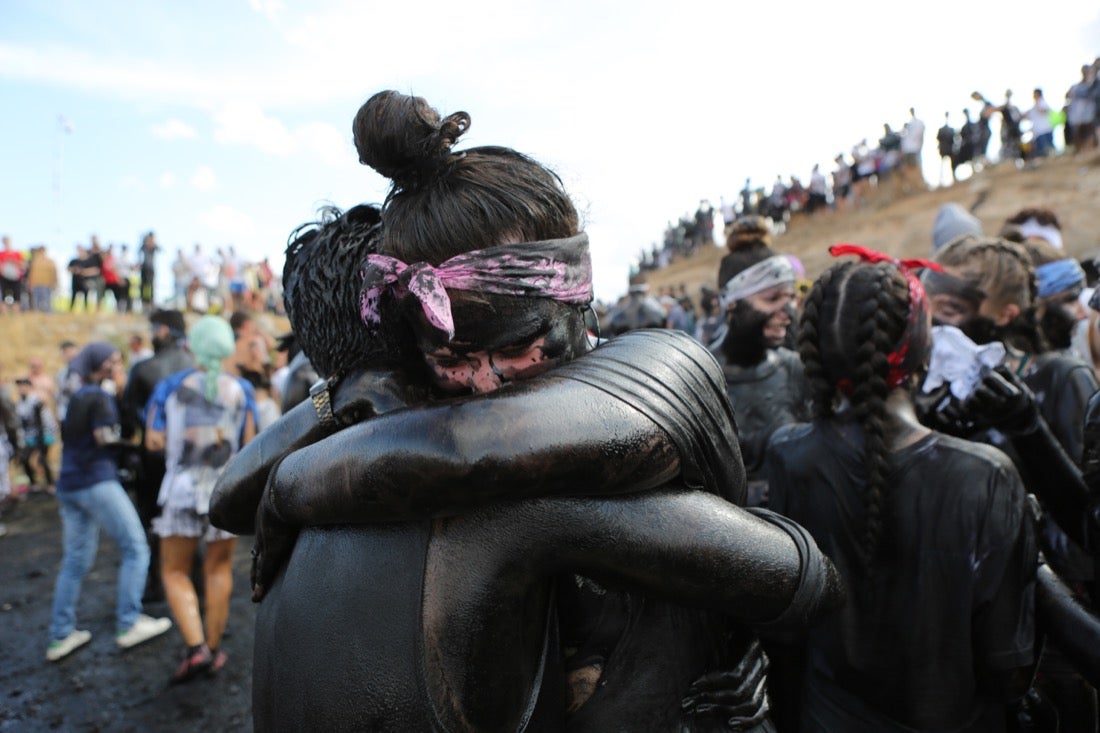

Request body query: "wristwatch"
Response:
[309, 378, 338, 428]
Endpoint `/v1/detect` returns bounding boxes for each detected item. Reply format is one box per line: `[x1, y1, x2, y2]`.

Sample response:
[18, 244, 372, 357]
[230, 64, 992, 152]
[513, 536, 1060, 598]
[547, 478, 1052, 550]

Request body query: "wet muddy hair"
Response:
[353, 90, 579, 264]
[934, 236, 1044, 352]
[352, 90, 587, 355]
[798, 261, 914, 575]
[283, 204, 414, 377]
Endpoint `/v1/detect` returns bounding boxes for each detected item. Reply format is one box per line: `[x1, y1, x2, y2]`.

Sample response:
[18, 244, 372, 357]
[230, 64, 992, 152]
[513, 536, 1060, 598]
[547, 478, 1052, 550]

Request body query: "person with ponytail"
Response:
[212, 90, 844, 731]
[145, 314, 258, 683]
[767, 245, 1037, 732]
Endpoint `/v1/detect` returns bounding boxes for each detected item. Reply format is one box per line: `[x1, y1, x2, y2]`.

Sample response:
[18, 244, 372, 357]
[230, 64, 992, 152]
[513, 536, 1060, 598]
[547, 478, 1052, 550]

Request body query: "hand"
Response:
[914, 384, 980, 437]
[249, 485, 300, 602]
[965, 366, 1040, 435]
[328, 370, 378, 426]
[681, 638, 770, 729]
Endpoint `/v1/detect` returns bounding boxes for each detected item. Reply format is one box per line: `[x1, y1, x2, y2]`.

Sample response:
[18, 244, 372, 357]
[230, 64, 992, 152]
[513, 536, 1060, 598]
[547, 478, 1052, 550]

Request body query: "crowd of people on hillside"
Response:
[5, 84, 1100, 733]
[0, 232, 284, 317]
[637, 56, 1100, 282]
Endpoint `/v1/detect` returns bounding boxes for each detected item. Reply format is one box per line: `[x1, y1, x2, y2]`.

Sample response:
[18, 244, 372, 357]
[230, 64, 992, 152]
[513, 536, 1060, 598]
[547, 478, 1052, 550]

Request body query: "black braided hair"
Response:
[798, 261, 912, 574]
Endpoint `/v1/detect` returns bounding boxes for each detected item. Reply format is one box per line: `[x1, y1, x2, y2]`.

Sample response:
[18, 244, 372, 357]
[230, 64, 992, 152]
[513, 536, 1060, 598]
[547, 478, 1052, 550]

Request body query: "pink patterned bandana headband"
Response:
[360, 232, 593, 340]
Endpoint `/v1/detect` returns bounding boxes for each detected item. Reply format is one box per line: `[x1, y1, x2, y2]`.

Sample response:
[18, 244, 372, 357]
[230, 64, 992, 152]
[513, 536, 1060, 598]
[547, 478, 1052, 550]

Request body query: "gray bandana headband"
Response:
[722, 255, 796, 306]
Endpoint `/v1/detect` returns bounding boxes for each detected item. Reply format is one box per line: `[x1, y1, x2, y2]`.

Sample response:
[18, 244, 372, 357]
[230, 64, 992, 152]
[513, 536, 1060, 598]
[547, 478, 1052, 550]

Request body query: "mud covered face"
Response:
[413, 294, 586, 394]
[923, 267, 984, 327]
[741, 283, 796, 347]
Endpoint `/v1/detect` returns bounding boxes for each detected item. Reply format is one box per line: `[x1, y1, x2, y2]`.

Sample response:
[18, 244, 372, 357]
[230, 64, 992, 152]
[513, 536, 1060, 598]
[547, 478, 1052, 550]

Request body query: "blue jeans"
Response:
[1033, 131, 1055, 157]
[49, 480, 150, 640]
[31, 286, 52, 312]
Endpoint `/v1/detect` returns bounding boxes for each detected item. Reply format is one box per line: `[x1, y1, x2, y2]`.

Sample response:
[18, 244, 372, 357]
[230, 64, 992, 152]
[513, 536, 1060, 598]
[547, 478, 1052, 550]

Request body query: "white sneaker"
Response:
[47, 629, 92, 661]
[116, 614, 172, 650]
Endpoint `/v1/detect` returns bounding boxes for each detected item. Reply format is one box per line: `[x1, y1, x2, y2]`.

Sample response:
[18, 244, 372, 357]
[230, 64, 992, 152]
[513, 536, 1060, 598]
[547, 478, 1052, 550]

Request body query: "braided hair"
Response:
[798, 260, 915, 574]
[934, 236, 1044, 353]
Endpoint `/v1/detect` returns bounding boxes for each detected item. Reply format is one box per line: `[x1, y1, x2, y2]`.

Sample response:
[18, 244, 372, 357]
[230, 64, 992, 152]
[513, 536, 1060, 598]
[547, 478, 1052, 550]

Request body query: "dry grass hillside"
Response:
[641, 150, 1100, 299]
[0, 311, 290, 388]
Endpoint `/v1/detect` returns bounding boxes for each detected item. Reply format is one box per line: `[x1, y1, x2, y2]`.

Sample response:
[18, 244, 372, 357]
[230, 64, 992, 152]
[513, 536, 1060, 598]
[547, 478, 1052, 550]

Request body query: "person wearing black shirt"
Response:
[768, 247, 1036, 732]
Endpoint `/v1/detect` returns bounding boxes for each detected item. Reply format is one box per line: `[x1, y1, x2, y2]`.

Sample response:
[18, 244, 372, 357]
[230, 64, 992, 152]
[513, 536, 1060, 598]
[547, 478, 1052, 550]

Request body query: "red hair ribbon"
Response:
[828, 243, 941, 394]
[828, 243, 942, 274]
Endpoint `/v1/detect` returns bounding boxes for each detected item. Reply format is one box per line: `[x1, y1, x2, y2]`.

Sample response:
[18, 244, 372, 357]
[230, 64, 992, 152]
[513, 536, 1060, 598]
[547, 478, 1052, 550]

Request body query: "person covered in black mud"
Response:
[767, 245, 1038, 732]
[918, 235, 1100, 731]
[709, 250, 808, 507]
[211, 90, 843, 732]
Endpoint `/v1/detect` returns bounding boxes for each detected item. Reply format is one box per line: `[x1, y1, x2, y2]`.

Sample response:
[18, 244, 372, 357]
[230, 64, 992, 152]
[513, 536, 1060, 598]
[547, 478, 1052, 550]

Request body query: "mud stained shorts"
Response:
[153, 506, 236, 543]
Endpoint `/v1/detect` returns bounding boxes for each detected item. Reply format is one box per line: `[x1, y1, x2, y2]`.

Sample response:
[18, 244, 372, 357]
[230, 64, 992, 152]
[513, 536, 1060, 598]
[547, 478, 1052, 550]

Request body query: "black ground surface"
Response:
[0, 491, 256, 732]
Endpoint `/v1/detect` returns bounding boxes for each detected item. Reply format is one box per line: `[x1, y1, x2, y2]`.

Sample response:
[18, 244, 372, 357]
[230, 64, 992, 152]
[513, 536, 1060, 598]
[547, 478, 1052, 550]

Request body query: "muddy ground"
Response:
[0, 492, 257, 732]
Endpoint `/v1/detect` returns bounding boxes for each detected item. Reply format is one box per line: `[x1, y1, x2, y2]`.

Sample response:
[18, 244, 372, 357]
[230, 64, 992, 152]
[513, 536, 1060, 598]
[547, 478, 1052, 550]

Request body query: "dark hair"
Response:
[283, 204, 415, 378]
[229, 311, 254, 335]
[353, 90, 579, 265]
[798, 261, 915, 575]
[1005, 206, 1061, 231]
[351, 90, 587, 357]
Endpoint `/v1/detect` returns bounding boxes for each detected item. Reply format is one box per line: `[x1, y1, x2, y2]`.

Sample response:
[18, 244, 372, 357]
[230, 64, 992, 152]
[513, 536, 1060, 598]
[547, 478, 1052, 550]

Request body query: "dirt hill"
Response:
[640, 150, 1100, 299]
[0, 311, 290, 389]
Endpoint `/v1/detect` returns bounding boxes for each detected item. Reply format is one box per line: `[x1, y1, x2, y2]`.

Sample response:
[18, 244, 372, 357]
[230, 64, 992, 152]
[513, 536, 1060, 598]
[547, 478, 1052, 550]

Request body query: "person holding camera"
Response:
[145, 315, 257, 683]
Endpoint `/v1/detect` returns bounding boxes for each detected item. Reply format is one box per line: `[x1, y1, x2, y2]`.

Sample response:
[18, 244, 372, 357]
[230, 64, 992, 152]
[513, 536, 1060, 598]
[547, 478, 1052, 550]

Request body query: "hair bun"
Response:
[353, 90, 470, 190]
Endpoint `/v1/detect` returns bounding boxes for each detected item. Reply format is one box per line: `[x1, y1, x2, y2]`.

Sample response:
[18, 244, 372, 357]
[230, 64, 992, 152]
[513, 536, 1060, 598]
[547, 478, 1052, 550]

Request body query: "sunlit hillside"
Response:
[640, 151, 1100, 299]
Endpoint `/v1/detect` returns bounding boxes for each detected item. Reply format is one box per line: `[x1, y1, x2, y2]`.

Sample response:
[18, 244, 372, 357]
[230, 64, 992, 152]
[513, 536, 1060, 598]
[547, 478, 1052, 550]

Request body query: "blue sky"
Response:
[2, 1, 1099, 302]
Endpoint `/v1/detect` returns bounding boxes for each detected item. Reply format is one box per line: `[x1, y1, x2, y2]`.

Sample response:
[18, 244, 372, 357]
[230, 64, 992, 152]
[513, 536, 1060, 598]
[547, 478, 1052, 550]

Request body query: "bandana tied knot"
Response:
[828, 243, 942, 394]
[360, 233, 593, 340]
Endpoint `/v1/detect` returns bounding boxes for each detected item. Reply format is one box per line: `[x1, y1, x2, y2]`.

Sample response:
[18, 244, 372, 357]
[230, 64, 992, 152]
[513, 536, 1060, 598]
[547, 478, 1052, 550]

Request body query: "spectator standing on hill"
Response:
[1000, 89, 1024, 162]
[86, 237, 107, 313]
[1025, 87, 1055, 159]
[46, 342, 173, 662]
[901, 107, 926, 173]
[1067, 64, 1098, 153]
[937, 112, 958, 184]
[807, 164, 828, 213]
[66, 246, 89, 312]
[139, 232, 159, 312]
[0, 235, 26, 315]
[25, 245, 58, 313]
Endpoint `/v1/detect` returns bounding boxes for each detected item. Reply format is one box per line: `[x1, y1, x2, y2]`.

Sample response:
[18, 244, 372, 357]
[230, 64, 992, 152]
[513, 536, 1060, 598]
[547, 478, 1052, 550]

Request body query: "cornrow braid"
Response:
[798, 262, 847, 419]
[848, 267, 909, 574]
[802, 261, 912, 577]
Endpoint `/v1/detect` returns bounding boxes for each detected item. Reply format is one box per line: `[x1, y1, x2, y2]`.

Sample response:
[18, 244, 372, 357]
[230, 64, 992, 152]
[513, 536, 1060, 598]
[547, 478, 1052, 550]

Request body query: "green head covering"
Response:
[188, 315, 235, 401]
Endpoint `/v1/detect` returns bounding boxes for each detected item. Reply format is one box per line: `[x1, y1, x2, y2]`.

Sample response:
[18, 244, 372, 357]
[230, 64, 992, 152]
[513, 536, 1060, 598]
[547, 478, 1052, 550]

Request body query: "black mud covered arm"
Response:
[269, 330, 745, 527]
[1035, 562, 1100, 689]
[541, 493, 844, 627]
[209, 369, 416, 534]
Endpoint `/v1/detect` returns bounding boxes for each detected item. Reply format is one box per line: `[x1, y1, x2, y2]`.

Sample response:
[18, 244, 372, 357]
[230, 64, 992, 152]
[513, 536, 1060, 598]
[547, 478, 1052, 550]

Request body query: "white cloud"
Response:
[151, 119, 197, 140]
[198, 205, 256, 241]
[213, 100, 297, 155]
[191, 165, 217, 191]
[295, 122, 352, 168]
[159, 172, 176, 188]
[248, 0, 286, 22]
[119, 174, 145, 192]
